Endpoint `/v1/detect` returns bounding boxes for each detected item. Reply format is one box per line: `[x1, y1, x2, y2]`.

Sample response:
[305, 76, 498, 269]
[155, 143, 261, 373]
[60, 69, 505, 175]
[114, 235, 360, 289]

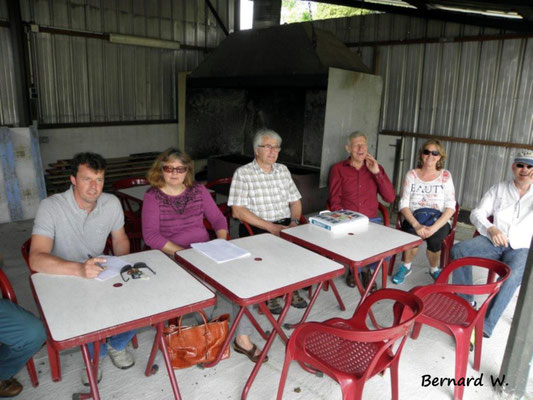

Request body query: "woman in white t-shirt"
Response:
[392, 139, 456, 284]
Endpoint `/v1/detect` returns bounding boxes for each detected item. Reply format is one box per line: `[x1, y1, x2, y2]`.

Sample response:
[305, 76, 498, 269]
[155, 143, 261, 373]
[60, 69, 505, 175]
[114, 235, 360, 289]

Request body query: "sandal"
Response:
[233, 340, 268, 363]
[0, 377, 23, 397]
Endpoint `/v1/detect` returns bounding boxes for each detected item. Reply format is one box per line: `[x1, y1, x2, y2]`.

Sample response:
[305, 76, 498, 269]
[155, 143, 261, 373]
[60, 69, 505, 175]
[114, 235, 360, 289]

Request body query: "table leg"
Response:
[203, 307, 242, 368]
[75, 344, 100, 400]
[284, 282, 325, 329]
[241, 296, 292, 400]
[244, 307, 269, 341]
[382, 258, 389, 290]
[145, 325, 161, 376]
[327, 280, 346, 311]
[354, 259, 384, 309]
[147, 323, 182, 400]
[258, 294, 290, 343]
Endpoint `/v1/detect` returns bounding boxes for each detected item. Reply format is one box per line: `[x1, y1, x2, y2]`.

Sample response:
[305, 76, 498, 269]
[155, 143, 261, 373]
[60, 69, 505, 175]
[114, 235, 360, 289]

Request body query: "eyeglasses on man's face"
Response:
[423, 149, 440, 156]
[515, 163, 533, 170]
[162, 165, 188, 174]
[257, 144, 281, 152]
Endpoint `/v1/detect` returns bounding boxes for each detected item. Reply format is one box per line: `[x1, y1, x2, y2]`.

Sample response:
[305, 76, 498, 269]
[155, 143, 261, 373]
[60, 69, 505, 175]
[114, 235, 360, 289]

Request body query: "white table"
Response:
[31, 250, 215, 400]
[117, 184, 150, 201]
[174, 233, 345, 400]
[281, 222, 422, 308]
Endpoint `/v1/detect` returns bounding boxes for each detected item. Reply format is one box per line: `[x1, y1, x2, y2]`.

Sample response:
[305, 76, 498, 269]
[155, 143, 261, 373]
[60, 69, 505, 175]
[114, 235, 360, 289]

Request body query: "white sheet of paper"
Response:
[190, 239, 251, 264]
[95, 255, 130, 281]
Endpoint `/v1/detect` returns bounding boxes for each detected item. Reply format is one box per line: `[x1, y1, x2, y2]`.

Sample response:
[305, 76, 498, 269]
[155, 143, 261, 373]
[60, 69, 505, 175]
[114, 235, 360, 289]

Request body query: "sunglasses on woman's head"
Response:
[515, 163, 533, 170]
[423, 149, 440, 156]
[162, 165, 188, 173]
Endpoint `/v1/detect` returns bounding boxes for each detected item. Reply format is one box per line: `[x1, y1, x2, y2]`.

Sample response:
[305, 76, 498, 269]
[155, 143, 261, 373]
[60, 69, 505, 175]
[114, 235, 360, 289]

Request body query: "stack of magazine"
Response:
[309, 210, 369, 233]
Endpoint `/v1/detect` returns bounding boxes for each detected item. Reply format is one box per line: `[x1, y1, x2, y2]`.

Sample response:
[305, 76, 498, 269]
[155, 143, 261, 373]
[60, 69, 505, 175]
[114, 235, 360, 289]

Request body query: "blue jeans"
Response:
[0, 299, 46, 379]
[451, 235, 528, 337]
[87, 330, 136, 358]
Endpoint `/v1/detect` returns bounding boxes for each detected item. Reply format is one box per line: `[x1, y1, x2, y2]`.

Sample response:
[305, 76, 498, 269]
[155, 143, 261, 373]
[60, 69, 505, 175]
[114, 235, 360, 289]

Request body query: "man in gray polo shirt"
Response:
[29, 152, 133, 385]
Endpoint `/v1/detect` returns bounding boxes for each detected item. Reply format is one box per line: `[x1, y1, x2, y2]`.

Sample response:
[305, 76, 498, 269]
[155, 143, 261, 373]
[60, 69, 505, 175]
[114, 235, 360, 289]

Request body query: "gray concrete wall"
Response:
[38, 123, 179, 168]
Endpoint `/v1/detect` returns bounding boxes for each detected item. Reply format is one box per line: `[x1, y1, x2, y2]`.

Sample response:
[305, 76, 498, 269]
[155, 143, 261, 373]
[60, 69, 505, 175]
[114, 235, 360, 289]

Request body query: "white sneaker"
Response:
[107, 345, 135, 370]
[81, 362, 103, 386]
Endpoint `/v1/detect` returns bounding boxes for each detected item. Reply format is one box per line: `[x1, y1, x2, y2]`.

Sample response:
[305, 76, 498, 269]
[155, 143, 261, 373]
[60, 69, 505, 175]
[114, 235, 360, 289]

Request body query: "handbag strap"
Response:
[177, 310, 209, 334]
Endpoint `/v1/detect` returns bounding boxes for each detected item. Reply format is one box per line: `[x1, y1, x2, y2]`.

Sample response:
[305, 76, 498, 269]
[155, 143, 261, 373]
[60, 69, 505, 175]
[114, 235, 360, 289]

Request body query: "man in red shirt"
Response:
[328, 132, 396, 288]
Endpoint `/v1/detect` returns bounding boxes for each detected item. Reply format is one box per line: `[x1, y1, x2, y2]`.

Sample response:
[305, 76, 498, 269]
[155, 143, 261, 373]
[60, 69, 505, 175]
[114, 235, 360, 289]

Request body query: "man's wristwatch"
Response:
[291, 218, 300, 225]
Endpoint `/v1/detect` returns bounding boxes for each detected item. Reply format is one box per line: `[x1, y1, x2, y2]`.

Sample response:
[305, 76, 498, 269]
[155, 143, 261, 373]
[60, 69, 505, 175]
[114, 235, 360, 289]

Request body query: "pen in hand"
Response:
[87, 254, 106, 270]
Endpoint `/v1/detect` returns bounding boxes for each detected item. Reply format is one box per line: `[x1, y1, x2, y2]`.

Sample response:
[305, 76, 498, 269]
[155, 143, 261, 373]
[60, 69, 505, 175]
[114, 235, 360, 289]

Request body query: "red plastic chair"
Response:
[21, 238, 139, 382]
[112, 177, 148, 216]
[0, 268, 40, 388]
[205, 177, 232, 224]
[472, 216, 493, 238]
[388, 202, 460, 276]
[409, 257, 510, 400]
[277, 288, 424, 400]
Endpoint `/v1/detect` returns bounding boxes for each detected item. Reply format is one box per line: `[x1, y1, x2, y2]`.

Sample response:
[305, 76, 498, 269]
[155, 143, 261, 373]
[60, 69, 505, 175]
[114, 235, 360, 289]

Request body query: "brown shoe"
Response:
[0, 378, 23, 397]
[290, 291, 308, 309]
[346, 271, 356, 288]
[233, 340, 268, 363]
[361, 270, 378, 293]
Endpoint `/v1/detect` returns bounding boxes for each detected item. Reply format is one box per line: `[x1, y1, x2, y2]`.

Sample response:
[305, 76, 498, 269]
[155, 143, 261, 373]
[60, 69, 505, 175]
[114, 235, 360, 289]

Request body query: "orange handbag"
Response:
[163, 311, 230, 369]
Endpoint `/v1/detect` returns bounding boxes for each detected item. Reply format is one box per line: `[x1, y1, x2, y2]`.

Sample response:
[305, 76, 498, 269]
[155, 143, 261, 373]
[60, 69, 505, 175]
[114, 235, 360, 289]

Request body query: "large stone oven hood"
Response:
[188, 23, 371, 88]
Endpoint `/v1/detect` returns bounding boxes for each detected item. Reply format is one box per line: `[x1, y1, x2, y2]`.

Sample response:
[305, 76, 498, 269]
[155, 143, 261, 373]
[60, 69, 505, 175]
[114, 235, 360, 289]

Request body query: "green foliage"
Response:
[281, 1, 370, 24]
[314, 4, 368, 20]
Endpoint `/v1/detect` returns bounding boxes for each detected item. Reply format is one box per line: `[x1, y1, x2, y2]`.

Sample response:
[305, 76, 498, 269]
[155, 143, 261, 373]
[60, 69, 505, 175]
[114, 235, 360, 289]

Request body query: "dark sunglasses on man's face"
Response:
[515, 163, 533, 170]
[423, 149, 440, 156]
[162, 165, 188, 173]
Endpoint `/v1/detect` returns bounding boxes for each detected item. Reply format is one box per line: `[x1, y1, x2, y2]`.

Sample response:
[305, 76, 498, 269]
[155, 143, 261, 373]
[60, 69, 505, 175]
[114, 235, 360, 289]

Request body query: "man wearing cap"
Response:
[451, 150, 533, 338]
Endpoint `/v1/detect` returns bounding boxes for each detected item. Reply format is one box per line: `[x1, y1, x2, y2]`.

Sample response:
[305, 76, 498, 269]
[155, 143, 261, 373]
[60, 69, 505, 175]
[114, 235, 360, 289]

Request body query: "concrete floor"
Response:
[1, 218, 532, 400]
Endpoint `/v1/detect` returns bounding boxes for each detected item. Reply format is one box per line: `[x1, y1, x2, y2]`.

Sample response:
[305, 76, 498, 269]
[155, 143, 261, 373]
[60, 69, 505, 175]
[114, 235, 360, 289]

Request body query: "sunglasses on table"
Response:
[120, 262, 156, 282]
[515, 163, 533, 169]
[162, 165, 188, 173]
[423, 149, 440, 156]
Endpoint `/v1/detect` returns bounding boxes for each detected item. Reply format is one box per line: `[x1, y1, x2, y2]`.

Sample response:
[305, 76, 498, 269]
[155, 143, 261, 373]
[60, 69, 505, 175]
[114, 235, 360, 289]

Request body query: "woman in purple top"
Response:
[142, 148, 266, 364]
[142, 148, 228, 254]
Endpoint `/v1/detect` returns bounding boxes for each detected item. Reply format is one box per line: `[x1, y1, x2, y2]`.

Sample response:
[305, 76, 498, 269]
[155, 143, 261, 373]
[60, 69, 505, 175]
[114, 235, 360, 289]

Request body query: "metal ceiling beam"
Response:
[302, 0, 533, 33]
[205, 0, 229, 36]
[403, 1, 428, 10]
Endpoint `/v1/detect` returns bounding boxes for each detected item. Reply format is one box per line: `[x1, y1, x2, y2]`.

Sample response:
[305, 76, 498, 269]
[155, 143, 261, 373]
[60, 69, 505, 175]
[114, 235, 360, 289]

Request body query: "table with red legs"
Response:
[281, 222, 422, 309]
[174, 233, 345, 400]
[30, 250, 215, 400]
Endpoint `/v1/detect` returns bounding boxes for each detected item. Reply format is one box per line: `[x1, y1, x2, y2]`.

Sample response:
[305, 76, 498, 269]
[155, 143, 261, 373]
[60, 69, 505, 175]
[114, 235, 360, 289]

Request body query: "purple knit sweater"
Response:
[142, 183, 228, 250]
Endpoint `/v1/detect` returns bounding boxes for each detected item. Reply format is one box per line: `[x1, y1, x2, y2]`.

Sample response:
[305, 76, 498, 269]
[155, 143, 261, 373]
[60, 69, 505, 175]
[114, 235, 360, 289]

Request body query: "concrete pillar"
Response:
[253, 0, 282, 29]
[498, 238, 533, 399]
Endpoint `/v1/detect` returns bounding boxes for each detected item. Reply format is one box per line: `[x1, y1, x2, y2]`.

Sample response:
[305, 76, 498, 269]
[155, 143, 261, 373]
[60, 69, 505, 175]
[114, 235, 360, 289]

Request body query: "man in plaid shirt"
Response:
[228, 128, 307, 314]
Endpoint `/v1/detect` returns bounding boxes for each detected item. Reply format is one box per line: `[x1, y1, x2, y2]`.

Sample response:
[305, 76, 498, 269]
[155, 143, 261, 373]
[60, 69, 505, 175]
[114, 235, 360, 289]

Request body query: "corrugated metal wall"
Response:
[311, 14, 533, 210]
[0, 0, 235, 125]
[3, 4, 532, 210]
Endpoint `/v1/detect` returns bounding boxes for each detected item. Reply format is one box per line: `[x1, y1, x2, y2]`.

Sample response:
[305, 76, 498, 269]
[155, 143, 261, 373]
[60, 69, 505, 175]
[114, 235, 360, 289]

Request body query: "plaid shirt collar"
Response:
[252, 158, 280, 174]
